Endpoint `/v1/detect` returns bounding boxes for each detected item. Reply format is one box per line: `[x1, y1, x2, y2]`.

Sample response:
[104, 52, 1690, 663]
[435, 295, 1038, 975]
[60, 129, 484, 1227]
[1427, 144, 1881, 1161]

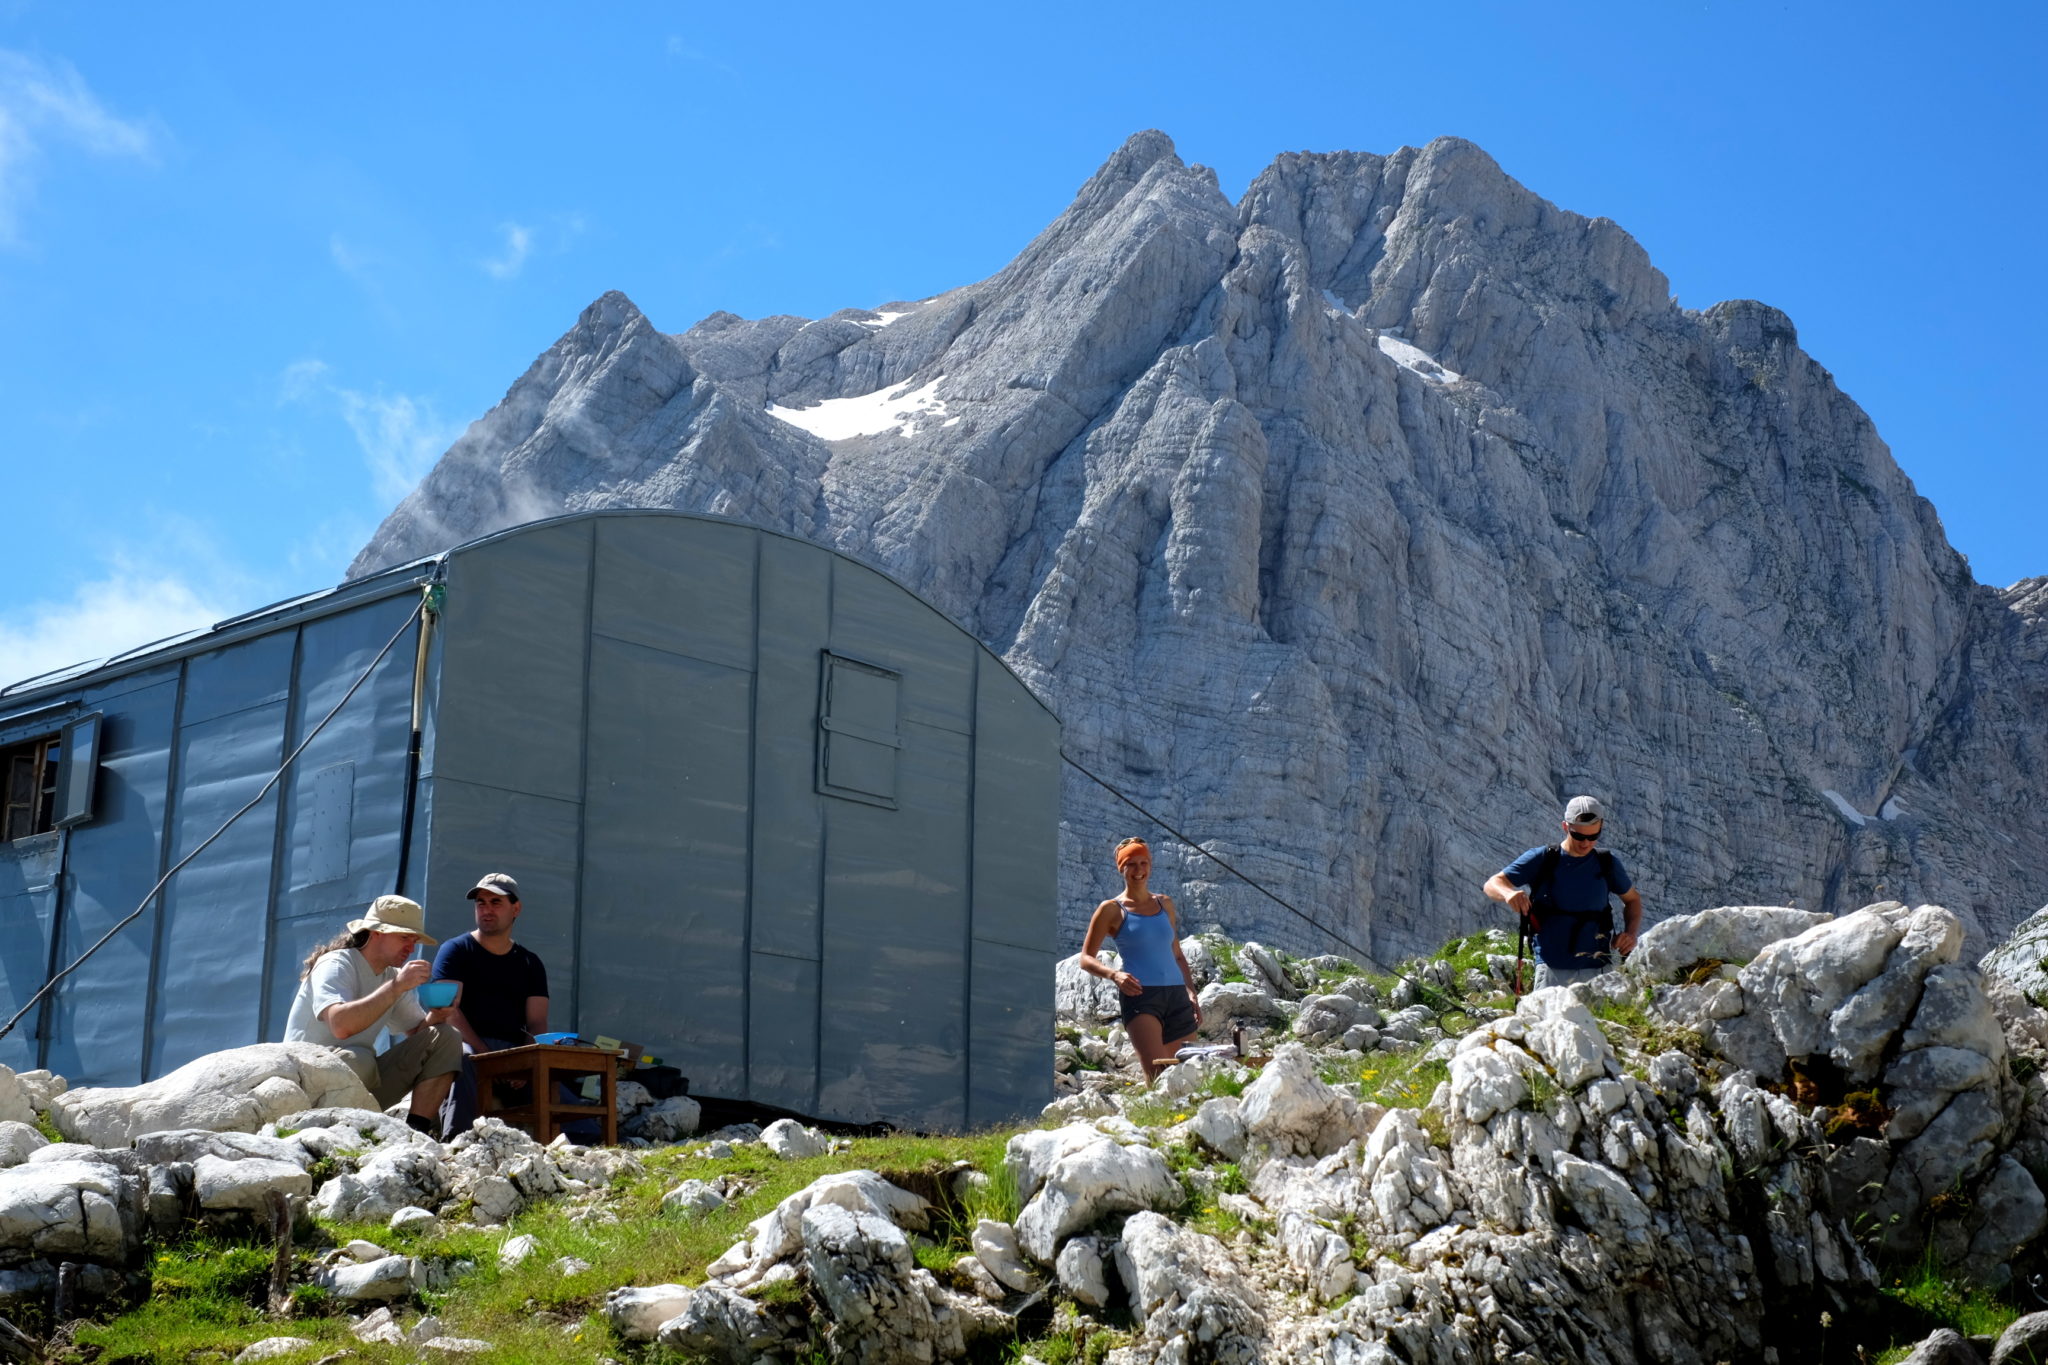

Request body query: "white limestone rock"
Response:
[314, 1253, 416, 1301]
[624, 1095, 702, 1143]
[1042, 1089, 1119, 1123]
[661, 1178, 726, 1218]
[1292, 993, 1361, 1043]
[1188, 1096, 1248, 1161]
[802, 1203, 1007, 1364]
[1007, 1123, 1182, 1263]
[1056, 1235, 1115, 1309]
[1056, 951, 1124, 1023]
[1239, 943, 1301, 1000]
[604, 1283, 696, 1341]
[232, 1337, 316, 1363]
[192, 1155, 310, 1213]
[970, 1218, 1042, 1292]
[760, 1118, 826, 1159]
[1196, 982, 1283, 1033]
[613, 1081, 654, 1119]
[1180, 938, 1219, 987]
[313, 1142, 450, 1222]
[350, 1306, 407, 1345]
[705, 1169, 929, 1289]
[498, 1233, 537, 1269]
[1629, 906, 1835, 982]
[0, 1158, 148, 1263]
[389, 1205, 439, 1235]
[1238, 1043, 1360, 1158]
[135, 1128, 312, 1170]
[0, 1069, 32, 1127]
[11, 1070, 65, 1115]
[656, 1281, 790, 1361]
[0, 1121, 47, 1169]
[50, 1044, 375, 1147]
[1115, 1210, 1265, 1360]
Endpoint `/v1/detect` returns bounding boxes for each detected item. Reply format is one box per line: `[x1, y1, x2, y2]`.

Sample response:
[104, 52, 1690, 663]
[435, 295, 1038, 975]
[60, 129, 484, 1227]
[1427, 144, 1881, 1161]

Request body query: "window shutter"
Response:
[52, 712, 101, 829]
[817, 654, 901, 808]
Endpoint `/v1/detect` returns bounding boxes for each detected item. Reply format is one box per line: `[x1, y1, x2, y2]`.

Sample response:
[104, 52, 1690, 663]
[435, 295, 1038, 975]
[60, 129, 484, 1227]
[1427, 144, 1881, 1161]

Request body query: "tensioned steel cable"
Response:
[1060, 750, 1478, 1031]
[0, 593, 430, 1045]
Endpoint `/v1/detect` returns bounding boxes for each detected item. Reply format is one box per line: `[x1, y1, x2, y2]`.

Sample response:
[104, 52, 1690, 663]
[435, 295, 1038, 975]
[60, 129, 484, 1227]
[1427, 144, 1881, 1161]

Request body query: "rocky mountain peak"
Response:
[348, 134, 2045, 963]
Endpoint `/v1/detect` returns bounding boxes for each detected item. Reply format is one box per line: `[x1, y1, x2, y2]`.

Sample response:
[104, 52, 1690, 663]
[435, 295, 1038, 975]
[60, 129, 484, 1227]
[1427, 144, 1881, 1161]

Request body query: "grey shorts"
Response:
[340, 1024, 463, 1108]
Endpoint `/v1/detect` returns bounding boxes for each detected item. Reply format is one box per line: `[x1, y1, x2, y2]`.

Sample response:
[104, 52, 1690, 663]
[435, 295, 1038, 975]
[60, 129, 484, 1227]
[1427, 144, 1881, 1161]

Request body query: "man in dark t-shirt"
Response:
[1482, 795, 1646, 990]
[433, 872, 550, 1135]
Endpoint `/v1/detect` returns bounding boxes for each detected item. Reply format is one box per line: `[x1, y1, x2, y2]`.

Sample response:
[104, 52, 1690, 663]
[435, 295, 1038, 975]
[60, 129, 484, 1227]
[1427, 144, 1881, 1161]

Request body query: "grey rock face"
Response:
[351, 132, 2048, 962]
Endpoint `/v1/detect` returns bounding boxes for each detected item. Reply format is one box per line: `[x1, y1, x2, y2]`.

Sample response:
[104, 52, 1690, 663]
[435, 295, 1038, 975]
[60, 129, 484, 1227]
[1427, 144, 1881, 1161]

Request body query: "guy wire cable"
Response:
[0, 589, 432, 1046]
[1060, 750, 1477, 1033]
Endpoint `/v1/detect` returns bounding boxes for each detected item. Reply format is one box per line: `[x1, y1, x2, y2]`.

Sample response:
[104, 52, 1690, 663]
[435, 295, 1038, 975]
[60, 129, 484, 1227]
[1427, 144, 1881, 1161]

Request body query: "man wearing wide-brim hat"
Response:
[283, 894, 463, 1135]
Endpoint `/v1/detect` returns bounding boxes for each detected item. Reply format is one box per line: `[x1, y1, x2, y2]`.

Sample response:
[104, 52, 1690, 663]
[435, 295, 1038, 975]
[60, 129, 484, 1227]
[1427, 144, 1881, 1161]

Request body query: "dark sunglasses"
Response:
[1565, 826, 1602, 841]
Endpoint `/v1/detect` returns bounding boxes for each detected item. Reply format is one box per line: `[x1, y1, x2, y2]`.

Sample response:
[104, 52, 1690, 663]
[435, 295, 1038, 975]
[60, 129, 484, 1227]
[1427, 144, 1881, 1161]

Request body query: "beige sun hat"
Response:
[347, 894, 439, 946]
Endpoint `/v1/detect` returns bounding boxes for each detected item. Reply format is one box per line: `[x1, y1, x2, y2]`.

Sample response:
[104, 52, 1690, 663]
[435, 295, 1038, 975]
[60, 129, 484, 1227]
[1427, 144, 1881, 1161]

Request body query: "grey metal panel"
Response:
[972, 668, 1064, 955]
[749, 535, 828, 964]
[417, 777, 579, 1008]
[0, 836, 62, 1072]
[434, 520, 591, 801]
[818, 724, 972, 1130]
[593, 515, 756, 671]
[42, 674, 179, 1084]
[747, 950, 820, 1113]
[177, 629, 295, 727]
[274, 598, 419, 916]
[304, 764, 354, 884]
[578, 635, 752, 1098]
[968, 941, 1055, 1128]
[147, 699, 286, 1076]
[828, 561, 976, 736]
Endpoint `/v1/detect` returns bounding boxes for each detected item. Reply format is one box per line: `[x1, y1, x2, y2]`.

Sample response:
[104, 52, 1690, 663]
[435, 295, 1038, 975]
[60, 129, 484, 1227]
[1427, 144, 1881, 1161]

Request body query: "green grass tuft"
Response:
[1880, 1255, 2020, 1340]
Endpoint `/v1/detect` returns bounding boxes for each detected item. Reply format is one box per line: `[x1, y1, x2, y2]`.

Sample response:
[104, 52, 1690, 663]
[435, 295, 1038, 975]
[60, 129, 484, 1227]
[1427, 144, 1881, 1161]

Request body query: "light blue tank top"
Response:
[1112, 898, 1181, 987]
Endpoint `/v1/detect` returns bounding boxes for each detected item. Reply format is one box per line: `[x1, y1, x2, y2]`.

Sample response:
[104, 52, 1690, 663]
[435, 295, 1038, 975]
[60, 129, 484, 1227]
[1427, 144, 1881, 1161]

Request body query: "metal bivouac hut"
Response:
[0, 511, 1060, 1130]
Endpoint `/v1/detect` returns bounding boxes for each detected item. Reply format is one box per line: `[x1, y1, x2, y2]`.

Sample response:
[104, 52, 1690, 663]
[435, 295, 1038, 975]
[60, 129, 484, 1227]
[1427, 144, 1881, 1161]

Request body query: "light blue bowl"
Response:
[416, 980, 459, 1008]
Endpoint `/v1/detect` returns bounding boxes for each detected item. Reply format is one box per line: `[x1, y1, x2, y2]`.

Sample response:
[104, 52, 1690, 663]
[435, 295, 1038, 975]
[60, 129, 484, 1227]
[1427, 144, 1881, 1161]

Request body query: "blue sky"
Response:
[1, 1, 2040, 686]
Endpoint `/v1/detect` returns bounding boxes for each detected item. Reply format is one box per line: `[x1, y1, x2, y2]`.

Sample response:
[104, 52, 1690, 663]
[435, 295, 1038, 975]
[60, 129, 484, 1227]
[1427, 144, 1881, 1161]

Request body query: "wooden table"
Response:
[470, 1043, 619, 1146]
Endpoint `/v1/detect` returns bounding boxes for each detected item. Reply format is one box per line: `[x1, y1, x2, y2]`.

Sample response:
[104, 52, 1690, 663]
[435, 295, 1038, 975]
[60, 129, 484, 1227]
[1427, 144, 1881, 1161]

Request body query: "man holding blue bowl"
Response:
[432, 872, 553, 1136]
[283, 894, 463, 1135]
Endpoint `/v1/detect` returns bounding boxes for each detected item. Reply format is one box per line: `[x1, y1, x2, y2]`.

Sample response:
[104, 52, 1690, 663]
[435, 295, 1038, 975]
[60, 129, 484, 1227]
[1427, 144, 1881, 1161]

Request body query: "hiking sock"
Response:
[406, 1111, 438, 1136]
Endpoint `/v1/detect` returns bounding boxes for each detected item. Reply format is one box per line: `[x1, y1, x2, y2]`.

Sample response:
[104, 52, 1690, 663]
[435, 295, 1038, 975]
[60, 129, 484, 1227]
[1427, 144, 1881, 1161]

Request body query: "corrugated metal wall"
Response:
[0, 589, 422, 1083]
[1, 512, 1058, 1129]
[422, 513, 1059, 1130]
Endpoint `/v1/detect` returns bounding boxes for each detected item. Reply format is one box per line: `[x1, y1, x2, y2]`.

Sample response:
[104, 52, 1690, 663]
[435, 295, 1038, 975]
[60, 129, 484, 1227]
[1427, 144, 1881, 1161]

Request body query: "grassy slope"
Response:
[56, 931, 2030, 1363]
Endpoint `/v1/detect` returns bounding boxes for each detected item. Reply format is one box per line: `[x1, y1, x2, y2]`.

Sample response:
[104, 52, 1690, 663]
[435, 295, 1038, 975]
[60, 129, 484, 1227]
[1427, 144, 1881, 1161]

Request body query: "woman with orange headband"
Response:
[1078, 836, 1202, 1082]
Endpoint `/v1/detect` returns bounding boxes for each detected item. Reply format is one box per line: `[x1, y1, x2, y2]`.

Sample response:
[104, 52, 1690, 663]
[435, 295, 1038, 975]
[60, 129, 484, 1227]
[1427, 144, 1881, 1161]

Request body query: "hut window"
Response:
[817, 654, 900, 808]
[1, 734, 60, 842]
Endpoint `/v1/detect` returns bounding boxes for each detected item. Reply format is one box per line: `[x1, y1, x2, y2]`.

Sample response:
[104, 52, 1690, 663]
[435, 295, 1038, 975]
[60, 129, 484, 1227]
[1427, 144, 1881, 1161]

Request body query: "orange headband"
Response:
[1115, 840, 1151, 869]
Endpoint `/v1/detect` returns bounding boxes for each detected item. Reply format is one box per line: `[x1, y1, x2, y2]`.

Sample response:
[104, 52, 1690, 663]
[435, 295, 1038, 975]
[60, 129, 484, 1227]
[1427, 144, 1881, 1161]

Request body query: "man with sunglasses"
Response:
[1483, 795, 1644, 989]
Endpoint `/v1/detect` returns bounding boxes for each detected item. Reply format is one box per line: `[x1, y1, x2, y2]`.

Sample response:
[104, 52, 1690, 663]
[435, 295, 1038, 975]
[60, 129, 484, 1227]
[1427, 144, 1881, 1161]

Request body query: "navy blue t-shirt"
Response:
[431, 934, 549, 1042]
[1501, 846, 1633, 968]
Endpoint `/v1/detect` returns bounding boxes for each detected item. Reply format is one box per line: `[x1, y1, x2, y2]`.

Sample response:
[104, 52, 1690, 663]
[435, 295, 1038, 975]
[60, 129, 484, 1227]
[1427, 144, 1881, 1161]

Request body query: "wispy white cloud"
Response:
[279, 358, 462, 505]
[0, 48, 157, 243]
[0, 522, 254, 690]
[481, 220, 533, 279]
[664, 35, 738, 77]
[339, 389, 462, 504]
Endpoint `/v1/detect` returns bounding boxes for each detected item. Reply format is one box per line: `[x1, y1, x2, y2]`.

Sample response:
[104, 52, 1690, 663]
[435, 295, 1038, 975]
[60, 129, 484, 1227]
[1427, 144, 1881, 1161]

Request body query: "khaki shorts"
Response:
[339, 1024, 464, 1108]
